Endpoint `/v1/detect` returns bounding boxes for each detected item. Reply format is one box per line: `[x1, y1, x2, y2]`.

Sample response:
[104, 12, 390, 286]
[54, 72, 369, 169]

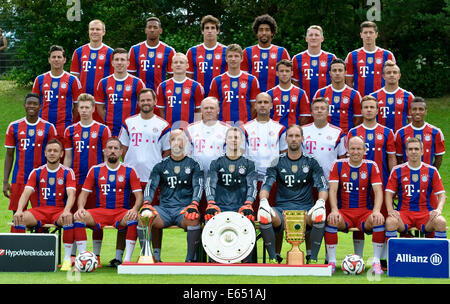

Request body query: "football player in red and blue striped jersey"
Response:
[326, 136, 385, 274]
[4, 94, 57, 228]
[186, 15, 227, 96]
[128, 17, 176, 91]
[394, 97, 445, 169]
[95, 48, 145, 136]
[241, 14, 290, 92]
[32, 45, 82, 140]
[70, 20, 114, 123]
[267, 59, 310, 128]
[345, 21, 395, 97]
[157, 53, 204, 128]
[385, 137, 447, 240]
[292, 25, 336, 102]
[314, 58, 362, 134]
[74, 137, 143, 263]
[13, 139, 77, 270]
[209, 44, 260, 126]
[370, 61, 414, 133]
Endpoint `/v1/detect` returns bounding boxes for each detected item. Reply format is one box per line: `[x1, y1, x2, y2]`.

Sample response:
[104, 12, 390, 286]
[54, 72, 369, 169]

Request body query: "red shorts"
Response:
[28, 205, 65, 226]
[399, 210, 430, 232]
[253, 181, 277, 217]
[8, 183, 37, 211]
[72, 184, 97, 213]
[339, 208, 373, 232]
[87, 207, 129, 230]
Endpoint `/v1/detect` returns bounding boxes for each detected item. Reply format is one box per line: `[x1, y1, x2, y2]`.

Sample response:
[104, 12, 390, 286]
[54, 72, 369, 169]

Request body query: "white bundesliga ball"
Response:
[75, 251, 98, 273]
[140, 209, 153, 218]
[341, 254, 365, 275]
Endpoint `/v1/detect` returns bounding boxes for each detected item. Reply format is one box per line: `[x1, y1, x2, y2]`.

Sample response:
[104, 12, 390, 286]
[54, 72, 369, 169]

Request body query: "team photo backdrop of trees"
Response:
[0, 0, 448, 97]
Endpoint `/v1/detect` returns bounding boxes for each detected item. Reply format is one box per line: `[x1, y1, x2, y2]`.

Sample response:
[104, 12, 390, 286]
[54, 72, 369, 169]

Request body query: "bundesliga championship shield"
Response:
[283, 210, 306, 265]
[138, 205, 157, 264]
[202, 212, 256, 264]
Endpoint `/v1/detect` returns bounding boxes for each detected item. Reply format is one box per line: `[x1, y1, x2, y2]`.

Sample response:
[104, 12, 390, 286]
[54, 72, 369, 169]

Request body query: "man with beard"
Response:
[13, 139, 77, 271]
[118, 88, 170, 264]
[259, 124, 328, 263]
[143, 129, 204, 262]
[74, 137, 143, 264]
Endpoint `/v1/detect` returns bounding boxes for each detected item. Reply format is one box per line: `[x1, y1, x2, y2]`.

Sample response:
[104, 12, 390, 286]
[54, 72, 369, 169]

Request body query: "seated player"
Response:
[143, 129, 204, 262]
[74, 137, 143, 263]
[13, 139, 76, 271]
[325, 136, 385, 274]
[205, 127, 258, 220]
[385, 137, 447, 241]
[259, 124, 328, 264]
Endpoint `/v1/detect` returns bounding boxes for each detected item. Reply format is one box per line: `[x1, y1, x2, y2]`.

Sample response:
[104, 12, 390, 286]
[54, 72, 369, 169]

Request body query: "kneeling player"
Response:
[74, 137, 143, 263]
[13, 139, 76, 271]
[325, 136, 385, 274]
[385, 137, 447, 241]
[143, 129, 204, 262]
[259, 124, 328, 264]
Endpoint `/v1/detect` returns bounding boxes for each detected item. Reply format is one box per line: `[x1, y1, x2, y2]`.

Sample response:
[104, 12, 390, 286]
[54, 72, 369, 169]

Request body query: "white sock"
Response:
[381, 242, 387, 259]
[326, 244, 337, 264]
[93, 240, 102, 256]
[115, 249, 124, 261]
[124, 240, 136, 262]
[64, 243, 73, 261]
[372, 242, 384, 263]
[76, 241, 87, 253]
[353, 239, 365, 257]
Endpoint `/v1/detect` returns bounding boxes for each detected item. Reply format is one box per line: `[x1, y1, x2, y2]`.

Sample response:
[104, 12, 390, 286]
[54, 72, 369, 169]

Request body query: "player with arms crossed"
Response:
[370, 60, 414, 133]
[13, 139, 76, 271]
[143, 129, 204, 262]
[4, 93, 57, 232]
[345, 21, 395, 97]
[95, 48, 145, 136]
[259, 124, 328, 264]
[32, 45, 82, 141]
[267, 59, 311, 128]
[394, 97, 445, 170]
[74, 137, 143, 263]
[292, 25, 336, 102]
[325, 136, 385, 274]
[314, 58, 362, 134]
[128, 17, 176, 91]
[209, 43, 260, 125]
[241, 14, 290, 92]
[385, 137, 447, 241]
[70, 19, 114, 123]
[156, 52, 204, 128]
[186, 15, 227, 96]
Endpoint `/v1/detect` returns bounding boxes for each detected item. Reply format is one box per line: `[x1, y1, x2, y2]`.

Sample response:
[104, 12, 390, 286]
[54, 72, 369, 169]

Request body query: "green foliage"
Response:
[0, 0, 448, 96]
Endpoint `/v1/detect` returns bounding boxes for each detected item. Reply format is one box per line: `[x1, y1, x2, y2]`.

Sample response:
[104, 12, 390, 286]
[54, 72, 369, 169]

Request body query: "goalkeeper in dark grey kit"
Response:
[258, 124, 329, 263]
[204, 127, 258, 222]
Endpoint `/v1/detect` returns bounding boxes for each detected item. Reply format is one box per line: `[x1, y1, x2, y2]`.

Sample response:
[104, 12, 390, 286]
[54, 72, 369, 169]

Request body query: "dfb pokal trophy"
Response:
[138, 204, 157, 264]
[283, 210, 306, 265]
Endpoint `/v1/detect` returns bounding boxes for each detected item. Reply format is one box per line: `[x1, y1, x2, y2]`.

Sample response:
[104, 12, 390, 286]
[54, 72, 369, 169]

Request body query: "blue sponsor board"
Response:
[388, 238, 450, 278]
[0, 233, 58, 272]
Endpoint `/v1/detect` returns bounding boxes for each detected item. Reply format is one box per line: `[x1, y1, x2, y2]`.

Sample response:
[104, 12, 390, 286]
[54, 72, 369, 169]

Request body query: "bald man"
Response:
[143, 129, 204, 262]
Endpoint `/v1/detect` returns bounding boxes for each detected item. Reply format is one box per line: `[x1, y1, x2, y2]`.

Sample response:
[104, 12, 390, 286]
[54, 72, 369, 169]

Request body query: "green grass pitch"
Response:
[0, 81, 449, 284]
